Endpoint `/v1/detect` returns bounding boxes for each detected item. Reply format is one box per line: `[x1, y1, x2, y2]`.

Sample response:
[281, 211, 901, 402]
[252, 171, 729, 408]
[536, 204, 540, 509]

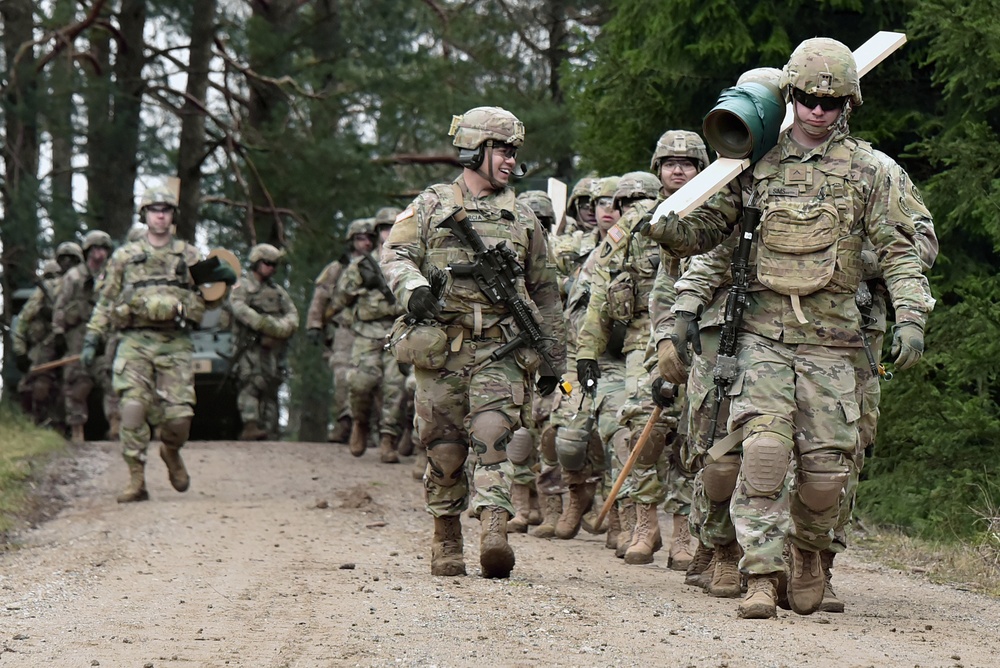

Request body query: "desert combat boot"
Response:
[684, 540, 714, 587]
[818, 549, 845, 613]
[71, 423, 85, 445]
[708, 540, 743, 598]
[348, 418, 369, 457]
[668, 514, 695, 571]
[117, 456, 149, 503]
[605, 504, 622, 550]
[532, 492, 562, 538]
[624, 502, 662, 564]
[738, 574, 779, 619]
[479, 506, 515, 578]
[615, 499, 637, 558]
[159, 444, 190, 492]
[431, 515, 466, 576]
[378, 433, 400, 463]
[507, 483, 532, 533]
[239, 420, 267, 441]
[787, 543, 825, 615]
[556, 482, 595, 539]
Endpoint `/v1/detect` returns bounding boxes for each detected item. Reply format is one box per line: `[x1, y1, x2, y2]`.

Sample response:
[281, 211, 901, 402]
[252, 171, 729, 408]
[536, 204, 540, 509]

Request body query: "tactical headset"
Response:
[459, 140, 527, 178]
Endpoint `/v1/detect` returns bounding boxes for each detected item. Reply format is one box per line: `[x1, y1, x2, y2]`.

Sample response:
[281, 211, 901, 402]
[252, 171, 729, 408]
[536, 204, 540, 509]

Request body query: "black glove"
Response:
[189, 256, 238, 285]
[536, 375, 558, 397]
[576, 358, 600, 393]
[16, 353, 31, 374]
[81, 332, 101, 368]
[651, 377, 676, 408]
[407, 286, 440, 321]
[671, 310, 702, 366]
[53, 332, 67, 359]
[890, 321, 924, 371]
[306, 328, 324, 347]
[358, 258, 382, 290]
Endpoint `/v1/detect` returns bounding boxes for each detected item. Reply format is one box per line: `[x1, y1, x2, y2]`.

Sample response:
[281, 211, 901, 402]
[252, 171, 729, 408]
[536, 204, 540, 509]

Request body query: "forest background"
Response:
[0, 0, 996, 544]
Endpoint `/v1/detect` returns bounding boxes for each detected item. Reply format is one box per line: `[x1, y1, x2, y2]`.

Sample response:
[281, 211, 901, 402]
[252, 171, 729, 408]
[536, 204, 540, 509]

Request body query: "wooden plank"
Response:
[650, 31, 907, 222]
[547, 177, 568, 236]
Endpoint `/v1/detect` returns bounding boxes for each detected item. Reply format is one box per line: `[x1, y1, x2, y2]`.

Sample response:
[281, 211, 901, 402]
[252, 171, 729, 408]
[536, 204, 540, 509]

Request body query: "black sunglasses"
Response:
[792, 88, 846, 112]
[147, 204, 174, 213]
[260, 260, 277, 267]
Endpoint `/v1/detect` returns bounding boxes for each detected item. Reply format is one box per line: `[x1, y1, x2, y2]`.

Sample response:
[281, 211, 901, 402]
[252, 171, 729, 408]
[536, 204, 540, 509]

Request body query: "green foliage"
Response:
[0, 405, 66, 534]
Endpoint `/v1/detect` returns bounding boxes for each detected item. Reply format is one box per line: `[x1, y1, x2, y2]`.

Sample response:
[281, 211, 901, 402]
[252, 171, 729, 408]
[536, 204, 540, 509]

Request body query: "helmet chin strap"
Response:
[476, 143, 506, 191]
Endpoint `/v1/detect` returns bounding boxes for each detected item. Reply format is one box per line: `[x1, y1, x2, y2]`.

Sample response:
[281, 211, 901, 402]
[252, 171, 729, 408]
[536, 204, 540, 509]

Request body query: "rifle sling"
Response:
[706, 429, 743, 463]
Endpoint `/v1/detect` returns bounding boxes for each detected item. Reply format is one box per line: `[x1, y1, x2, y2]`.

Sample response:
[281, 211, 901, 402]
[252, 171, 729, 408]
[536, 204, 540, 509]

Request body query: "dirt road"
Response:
[1, 439, 998, 668]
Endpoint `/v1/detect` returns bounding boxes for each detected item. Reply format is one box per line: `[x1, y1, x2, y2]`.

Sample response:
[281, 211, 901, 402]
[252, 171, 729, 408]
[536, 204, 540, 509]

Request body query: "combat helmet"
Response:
[650, 130, 710, 173]
[594, 176, 621, 200]
[374, 207, 402, 229]
[613, 171, 662, 210]
[517, 190, 555, 224]
[55, 241, 85, 265]
[249, 243, 284, 265]
[738, 67, 784, 90]
[82, 230, 114, 254]
[449, 106, 525, 171]
[345, 218, 376, 241]
[782, 37, 862, 107]
[42, 260, 62, 278]
[138, 185, 178, 212]
[567, 176, 598, 218]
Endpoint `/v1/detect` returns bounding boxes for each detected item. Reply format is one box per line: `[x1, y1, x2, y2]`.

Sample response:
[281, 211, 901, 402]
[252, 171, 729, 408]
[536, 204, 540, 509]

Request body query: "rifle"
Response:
[438, 207, 571, 396]
[706, 202, 762, 451]
[855, 280, 893, 382]
[358, 253, 396, 304]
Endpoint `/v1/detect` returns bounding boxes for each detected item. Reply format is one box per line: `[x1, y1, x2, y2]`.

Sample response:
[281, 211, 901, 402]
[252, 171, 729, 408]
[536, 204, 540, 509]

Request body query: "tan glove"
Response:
[657, 339, 689, 385]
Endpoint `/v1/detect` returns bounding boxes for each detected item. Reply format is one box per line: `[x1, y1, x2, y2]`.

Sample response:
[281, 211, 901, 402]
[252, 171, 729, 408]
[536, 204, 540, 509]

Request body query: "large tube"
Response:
[702, 82, 785, 164]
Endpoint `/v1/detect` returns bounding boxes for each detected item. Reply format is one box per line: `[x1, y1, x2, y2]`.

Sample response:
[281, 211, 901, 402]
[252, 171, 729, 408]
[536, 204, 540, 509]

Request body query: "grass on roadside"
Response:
[0, 404, 67, 534]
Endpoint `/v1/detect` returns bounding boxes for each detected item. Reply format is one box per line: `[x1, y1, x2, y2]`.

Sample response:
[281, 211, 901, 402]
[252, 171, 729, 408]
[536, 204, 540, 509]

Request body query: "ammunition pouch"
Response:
[606, 271, 636, 322]
[388, 316, 449, 370]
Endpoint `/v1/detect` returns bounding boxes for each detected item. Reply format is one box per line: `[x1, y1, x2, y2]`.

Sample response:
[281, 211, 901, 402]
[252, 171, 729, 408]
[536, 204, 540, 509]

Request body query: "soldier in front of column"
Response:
[382, 106, 566, 578]
[85, 186, 236, 502]
[229, 243, 299, 441]
[577, 171, 677, 566]
[13, 259, 64, 425]
[645, 38, 933, 619]
[328, 214, 407, 462]
[53, 230, 114, 443]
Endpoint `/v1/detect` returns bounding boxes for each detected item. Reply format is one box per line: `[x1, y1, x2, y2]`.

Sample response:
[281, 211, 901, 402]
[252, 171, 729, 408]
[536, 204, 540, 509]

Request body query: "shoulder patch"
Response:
[395, 207, 414, 223]
[607, 225, 625, 244]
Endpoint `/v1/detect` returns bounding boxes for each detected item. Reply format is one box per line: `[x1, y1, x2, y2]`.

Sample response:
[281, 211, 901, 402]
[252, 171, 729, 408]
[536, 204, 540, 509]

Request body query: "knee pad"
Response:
[702, 454, 741, 502]
[160, 417, 191, 449]
[426, 440, 467, 487]
[741, 416, 793, 497]
[797, 451, 850, 512]
[633, 423, 668, 468]
[120, 400, 147, 430]
[468, 411, 514, 466]
[506, 427, 535, 466]
[539, 424, 557, 463]
[555, 426, 590, 472]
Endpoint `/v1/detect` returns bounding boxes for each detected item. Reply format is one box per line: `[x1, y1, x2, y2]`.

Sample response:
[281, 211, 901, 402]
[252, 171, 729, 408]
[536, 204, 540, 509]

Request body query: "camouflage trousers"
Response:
[684, 329, 737, 547]
[113, 330, 195, 460]
[64, 325, 113, 428]
[326, 324, 355, 424]
[414, 335, 531, 519]
[347, 329, 405, 438]
[729, 333, 859, 575]
[236, 342, 286, 433]
[832, 331, 884, 552]
[615, 348, 685, 506]
[507, 392, 549, 489]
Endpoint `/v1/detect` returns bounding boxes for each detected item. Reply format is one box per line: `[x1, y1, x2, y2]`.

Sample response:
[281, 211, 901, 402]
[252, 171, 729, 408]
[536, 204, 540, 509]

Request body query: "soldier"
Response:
[84, 185, 236, 502]
[645, 38, 933, 618]
[577, 171, 678, 565]
[305, 219, 374, 442]
[53, 230, 114, 444]
[328, 214, 406, 462]
[381, 106, 566, 578]
[13, 260, 64, 424]
[229, 243, 299, 441]
[559, 176, 599, 235]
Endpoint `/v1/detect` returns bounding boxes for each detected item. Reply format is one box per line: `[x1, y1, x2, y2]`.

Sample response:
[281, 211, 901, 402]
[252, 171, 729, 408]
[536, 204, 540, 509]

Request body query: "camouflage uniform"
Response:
[645, 38, 934, 616]
[578, 171, 678, 565]
[306, 254, 355, 440]
[381, 106, 565, 578]
[329, 245, 406, 461]
[229, 245, 299, 440]
[13, 261, 64, 424]
[53, 231, 115, 440]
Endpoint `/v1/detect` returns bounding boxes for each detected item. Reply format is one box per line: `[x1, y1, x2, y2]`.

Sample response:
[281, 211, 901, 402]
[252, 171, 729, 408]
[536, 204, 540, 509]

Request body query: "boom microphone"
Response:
[511, 162, 528, 178]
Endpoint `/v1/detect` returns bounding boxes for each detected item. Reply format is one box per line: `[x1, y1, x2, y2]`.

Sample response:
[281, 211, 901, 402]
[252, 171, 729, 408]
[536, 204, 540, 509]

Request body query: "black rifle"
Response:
[855, 280, 892, 382]
[358, 253, 396, 304]
[438, 213, 571, 396]
[706, 204, 762, 449]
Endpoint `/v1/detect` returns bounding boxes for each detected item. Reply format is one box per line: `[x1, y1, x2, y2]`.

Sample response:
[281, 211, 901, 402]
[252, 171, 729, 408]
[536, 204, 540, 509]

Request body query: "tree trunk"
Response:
[84, 3, 113, 234]
[175, 0, 218, 242]
[46, 0, 80, 242]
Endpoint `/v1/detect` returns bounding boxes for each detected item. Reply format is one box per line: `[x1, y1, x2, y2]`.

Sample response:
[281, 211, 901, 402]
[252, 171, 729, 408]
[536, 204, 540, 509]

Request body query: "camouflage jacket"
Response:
[305, 256, 352, 332]
[229, 271, 299, 344]
[328, 251, 403, 340]
[551, 228, 600, 299]
[380, 175, 566, 374]
[89, 237, 205, 336]
[53, 263, 100, 337]
[577, 198, 667, 360]
[12, 276, 62, 358]
[645, 129, 934, 347]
